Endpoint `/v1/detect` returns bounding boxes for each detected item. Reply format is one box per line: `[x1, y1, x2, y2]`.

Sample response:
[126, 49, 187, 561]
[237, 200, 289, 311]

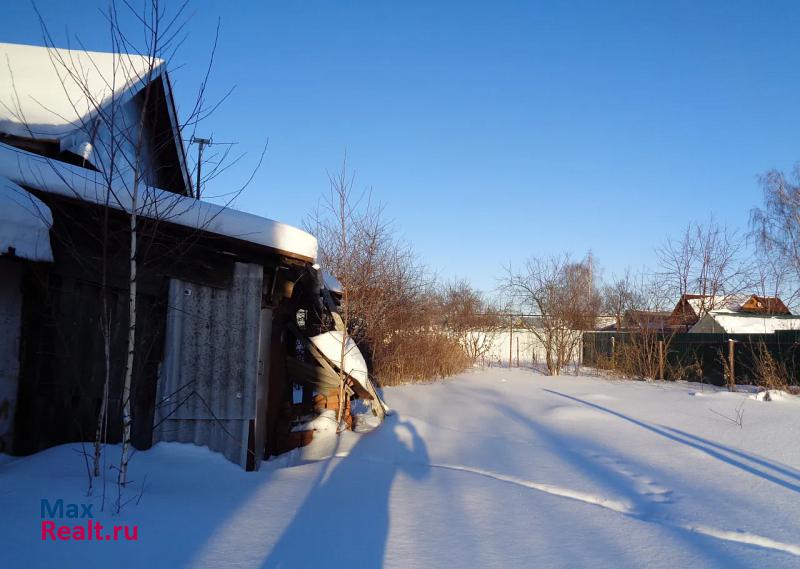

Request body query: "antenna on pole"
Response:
[190, 136, 212, 199]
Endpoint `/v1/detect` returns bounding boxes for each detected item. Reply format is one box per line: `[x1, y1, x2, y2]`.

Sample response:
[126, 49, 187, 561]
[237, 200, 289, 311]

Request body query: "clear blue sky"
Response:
[6, 1, 800, 292]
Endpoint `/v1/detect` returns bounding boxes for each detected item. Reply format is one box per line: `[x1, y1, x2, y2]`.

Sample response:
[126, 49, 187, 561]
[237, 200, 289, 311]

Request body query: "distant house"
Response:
[622, 310, 671, 331]
[668, 294, 743, 329]
[598, 310, 671, 332]
[689, 312, 800, 334]
[739, 295, 791, 315]
[667, 294, 791, 330]
[594, 316, 618, 330]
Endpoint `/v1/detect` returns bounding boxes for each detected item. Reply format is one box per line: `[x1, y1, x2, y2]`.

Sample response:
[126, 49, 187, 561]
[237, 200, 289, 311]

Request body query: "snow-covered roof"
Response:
[0, 175, 53, 262]
[0, 142, 317, 262]
[594, 316, 617, 329]
[689, 311, 800, 334]
[0, 42, 162, 142]
[685, 295, 748, 316]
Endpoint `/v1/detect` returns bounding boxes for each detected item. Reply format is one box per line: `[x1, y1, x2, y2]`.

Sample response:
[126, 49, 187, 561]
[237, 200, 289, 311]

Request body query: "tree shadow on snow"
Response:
[661, 426, 800, 483]
[260, 414, 429, 568]
[461, 387, 767, 569]
[543, 389, 800, 495]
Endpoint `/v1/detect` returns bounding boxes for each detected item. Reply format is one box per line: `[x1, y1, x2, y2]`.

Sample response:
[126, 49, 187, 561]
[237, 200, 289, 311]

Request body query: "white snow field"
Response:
[2, 368, 800, 568]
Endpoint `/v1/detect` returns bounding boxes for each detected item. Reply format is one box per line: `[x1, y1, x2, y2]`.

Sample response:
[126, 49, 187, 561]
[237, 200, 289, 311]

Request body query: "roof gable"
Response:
[740, 295, 791, 315]
[0, 42, 191, 196]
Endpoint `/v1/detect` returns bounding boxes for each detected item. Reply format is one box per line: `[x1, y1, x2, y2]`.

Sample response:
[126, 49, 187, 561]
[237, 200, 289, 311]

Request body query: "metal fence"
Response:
[583, 330, 800, 386]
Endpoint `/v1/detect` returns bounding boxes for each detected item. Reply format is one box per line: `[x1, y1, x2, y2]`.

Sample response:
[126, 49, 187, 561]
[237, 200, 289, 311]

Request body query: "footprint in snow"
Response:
[591, 454, 675, 506]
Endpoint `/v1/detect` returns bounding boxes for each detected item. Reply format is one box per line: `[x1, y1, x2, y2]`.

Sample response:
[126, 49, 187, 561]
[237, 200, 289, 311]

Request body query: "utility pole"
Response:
[191, 136, 212, 199]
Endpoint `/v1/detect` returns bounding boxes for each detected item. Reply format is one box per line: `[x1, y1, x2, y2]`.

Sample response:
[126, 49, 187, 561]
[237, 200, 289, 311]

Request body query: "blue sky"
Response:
[5, 1, 800, 292]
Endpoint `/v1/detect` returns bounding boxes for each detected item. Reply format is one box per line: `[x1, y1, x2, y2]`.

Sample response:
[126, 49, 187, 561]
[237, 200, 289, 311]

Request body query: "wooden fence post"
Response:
[611, 336, 617, 370]
[516, 337, 520, 368]
[728, 339, 735, 390]
[658, 340, 665, 380]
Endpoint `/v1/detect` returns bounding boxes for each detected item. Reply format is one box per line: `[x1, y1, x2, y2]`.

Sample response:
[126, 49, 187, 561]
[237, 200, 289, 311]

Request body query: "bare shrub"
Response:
[747, 341, 791, 393]
[595, 272, 678, 380]
[439, 280, 503, 365]
[613, 332, 665, 380]
[666, 352, 704, 383]
[306, 160, 472, 386]
[374, 330, 470, 386]
[503, 253, 599, 376]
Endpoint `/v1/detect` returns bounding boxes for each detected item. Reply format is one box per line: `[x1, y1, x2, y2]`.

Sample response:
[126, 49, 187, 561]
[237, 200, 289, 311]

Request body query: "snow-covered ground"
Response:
[2, 368, 800, 568]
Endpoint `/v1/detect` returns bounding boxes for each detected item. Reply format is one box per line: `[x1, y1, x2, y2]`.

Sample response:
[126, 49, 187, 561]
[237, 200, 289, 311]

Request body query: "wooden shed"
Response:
[0, 42, 384, 469]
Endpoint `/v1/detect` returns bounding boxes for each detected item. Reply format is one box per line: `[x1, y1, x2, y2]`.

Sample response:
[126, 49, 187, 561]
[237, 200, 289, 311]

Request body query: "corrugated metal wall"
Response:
[154, 262, 267, 468]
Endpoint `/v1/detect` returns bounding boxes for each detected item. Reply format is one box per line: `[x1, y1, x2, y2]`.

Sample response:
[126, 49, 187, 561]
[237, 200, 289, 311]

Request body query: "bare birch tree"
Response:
[23, 0, 246, 501]
[751, 165, 800, 307]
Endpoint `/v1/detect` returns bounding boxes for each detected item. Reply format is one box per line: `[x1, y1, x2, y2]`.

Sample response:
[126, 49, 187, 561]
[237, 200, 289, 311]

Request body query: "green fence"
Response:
[583, 330, 800, 387]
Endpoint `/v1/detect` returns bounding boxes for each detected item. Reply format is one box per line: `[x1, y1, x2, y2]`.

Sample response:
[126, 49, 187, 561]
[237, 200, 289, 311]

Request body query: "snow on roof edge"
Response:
[0, 142, 317, 262]
[0, 42, 165, 141]
[690, 311, 800, 334]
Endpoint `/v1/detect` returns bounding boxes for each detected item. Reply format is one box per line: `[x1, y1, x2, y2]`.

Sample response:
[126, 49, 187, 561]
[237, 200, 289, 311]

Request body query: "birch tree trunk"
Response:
[118, 191, 137, 488]
[335, 167, 350, 427]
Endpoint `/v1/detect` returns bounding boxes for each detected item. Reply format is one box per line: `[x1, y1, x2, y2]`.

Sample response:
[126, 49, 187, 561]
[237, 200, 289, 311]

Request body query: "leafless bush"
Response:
[666, 352, 704, 383]
[612, 331, 666, 380]
[306, 160, 474, 386]
[503, 253, 599, 375]
[746, 341, 791, 393]
[374, 330, 470, 386]
[438, 280, 503, 365]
